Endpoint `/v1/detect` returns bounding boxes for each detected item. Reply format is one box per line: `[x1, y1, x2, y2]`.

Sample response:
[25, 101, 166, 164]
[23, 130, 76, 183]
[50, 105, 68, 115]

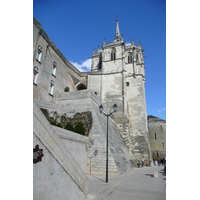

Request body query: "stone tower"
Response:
[88, 18, 151, 164]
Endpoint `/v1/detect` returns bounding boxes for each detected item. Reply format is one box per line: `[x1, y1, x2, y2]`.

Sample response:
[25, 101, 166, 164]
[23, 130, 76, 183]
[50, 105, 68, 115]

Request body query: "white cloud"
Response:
[158, 108, 166, 113]
[70, 58, 91, 72]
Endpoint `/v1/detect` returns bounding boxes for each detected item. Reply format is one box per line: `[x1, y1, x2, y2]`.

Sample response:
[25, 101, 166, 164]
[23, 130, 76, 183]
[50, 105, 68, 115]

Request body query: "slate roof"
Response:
[147, 115, 166, 122]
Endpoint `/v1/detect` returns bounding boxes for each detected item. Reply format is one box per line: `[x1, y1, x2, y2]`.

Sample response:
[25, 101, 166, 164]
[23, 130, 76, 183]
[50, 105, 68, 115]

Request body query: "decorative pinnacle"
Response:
[115, 16, 121, 41]
[139, 40, 141, 47]
[132, 38, 135, 46]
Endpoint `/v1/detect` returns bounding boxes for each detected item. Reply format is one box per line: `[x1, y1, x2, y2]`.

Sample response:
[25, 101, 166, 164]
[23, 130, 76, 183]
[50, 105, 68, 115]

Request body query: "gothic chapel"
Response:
[88, 18, 150, 161]
[33, 17, 152, 195]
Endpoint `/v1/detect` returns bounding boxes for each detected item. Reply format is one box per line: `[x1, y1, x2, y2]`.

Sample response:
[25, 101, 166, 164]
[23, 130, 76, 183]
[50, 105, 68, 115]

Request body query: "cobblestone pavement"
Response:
[86, 165, 166, 200]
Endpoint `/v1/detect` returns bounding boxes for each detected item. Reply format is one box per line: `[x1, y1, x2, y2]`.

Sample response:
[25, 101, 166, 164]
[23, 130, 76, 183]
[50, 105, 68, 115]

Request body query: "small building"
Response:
[147, 115, 166, 159]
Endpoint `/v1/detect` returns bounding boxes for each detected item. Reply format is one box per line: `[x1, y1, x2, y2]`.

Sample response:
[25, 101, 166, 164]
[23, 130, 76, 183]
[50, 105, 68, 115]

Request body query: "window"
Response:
[49, 80, 54, 96]
[111, 48, 116, 61]
[162, 142, 164, 149]
[33, 66, 39, 85]
[160, 124, 162, 131]
[155, 133, 157, 139]
[136, 54, 138, 62]
[128, 54, 132, 63]
[126, 82, 129, 86]
[52, 61, 57, 77]
[36, 45, 42, 62]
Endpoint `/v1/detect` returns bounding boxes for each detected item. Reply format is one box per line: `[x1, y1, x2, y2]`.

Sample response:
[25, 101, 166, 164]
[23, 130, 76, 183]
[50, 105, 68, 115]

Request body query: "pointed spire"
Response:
[139, 40, 141, 47]
[103, 38, 106, 45]
[115, 16, 121, 41]
[93, 48, 95, 55]
[132, 38, 135, 46]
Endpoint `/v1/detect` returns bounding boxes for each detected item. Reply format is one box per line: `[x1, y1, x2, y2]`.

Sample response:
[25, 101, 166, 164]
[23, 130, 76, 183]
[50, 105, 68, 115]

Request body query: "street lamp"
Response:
[99, 103, 117, 183]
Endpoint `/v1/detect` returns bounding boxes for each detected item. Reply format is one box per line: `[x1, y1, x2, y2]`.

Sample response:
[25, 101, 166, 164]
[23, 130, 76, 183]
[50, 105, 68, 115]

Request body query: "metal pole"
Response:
[106, 115, 108, 183]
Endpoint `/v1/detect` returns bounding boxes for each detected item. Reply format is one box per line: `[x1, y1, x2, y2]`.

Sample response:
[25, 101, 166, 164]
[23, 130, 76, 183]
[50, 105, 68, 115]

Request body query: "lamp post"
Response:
[99, 103, 117, 183]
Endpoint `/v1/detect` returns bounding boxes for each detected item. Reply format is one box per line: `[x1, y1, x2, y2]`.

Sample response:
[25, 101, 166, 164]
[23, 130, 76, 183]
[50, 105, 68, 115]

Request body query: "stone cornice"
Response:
[103, 40, 124, 49]
[33, 17, 42, 29]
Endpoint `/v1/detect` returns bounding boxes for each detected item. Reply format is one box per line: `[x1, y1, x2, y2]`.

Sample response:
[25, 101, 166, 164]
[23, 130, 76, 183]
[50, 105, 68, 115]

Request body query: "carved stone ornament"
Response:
[33, 145, 44, 164]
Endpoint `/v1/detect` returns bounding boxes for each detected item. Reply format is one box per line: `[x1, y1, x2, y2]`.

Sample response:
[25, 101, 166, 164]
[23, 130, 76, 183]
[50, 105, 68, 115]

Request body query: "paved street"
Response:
[86, 165, 166, 200]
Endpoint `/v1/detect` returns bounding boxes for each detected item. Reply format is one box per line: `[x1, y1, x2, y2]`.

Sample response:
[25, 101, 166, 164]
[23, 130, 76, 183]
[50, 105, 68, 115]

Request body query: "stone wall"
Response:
[53, 126, 89, 173]
[33, 101, 89, 200]
[33, 18, 87, 103]
[147, 116, 166, 158]
[33, 17, 152, 179]
[56, 89, 132, 175]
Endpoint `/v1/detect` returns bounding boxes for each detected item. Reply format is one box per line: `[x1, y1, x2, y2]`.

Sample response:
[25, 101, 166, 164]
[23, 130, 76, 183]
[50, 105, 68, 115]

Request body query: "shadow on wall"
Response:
[76, 83, 87, 90]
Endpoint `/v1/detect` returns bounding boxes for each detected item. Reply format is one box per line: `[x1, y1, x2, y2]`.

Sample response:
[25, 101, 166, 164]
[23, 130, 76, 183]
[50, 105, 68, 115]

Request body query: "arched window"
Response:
[128, 54, 133, 64]
[52, 61, 57, 77]
[111, 48, 116, 61]
[36, 45, 42, 62]
[136, 54, 138, 62]
[33, 66, 39, 85]
[49, 80, 54, 96]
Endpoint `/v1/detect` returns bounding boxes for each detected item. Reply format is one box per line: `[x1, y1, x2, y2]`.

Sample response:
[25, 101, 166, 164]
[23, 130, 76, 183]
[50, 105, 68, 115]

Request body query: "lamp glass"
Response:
[113, 103, 117, 112]
[99, 105, 103, 113]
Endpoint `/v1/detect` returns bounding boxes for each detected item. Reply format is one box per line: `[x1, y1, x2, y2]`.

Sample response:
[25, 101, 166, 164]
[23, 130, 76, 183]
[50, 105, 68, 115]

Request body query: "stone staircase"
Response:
[87, 134, 118, 175]
[56, 90, 132, 176]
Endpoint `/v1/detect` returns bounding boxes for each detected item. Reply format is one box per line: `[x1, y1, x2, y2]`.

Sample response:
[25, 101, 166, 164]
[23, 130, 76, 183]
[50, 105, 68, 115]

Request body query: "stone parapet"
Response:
[33, 101, 89, 199]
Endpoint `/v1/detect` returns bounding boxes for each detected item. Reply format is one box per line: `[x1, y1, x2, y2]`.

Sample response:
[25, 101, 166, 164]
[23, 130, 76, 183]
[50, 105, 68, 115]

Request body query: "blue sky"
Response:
[33, 0, 166, 120]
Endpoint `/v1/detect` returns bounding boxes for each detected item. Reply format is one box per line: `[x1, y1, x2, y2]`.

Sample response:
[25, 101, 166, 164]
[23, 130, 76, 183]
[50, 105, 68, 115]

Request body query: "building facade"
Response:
[88, 18, 150, 163]
[33, 17, 156, 199]
[147, 115, 166, 159]
[33, 16, 152, 173]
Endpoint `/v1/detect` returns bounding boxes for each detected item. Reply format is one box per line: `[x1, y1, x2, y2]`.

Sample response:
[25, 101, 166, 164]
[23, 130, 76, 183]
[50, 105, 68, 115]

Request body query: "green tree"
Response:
[74, 122, 85, 135]
[64, 122, 74, 131]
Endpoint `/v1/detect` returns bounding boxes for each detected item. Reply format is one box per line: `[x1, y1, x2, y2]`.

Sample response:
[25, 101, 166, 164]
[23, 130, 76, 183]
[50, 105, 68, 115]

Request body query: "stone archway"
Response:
[76, 83, 87, 90]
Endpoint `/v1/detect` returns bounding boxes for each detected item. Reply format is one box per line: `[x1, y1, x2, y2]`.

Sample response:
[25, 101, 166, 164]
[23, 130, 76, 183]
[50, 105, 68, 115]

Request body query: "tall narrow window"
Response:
[136, 54, 138, 62]
[36, 45, 42, 62]
[155, 133, 157, 139]
[160, 124, 162, 131]
[128, 54, 132, 63]
[52, 61, 57, 77]
[49, 80, 54, 96]
[162, 142, 164, 149]
[33, 66, 39, 85]
[111, 48, 116, 61]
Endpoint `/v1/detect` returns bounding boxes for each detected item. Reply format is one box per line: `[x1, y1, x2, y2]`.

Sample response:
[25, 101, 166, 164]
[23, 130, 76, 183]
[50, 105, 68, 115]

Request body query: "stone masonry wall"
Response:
[148, 118, 166, 158]
[33, 101, 89, 200]
[56, 89, 132, 176]
[126, 76, 151, 165]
